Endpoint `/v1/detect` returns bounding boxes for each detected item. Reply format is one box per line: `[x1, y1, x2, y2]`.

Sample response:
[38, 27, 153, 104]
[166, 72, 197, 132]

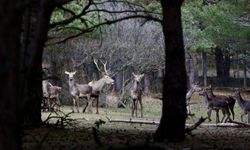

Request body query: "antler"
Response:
[100, 60, 109, 75]
[93, 58, 102, 72]
[93, 58, 110, 75]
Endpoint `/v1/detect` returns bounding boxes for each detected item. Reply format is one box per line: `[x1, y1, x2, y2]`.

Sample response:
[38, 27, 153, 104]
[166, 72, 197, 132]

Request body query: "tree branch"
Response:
[48, 14, 162, 45]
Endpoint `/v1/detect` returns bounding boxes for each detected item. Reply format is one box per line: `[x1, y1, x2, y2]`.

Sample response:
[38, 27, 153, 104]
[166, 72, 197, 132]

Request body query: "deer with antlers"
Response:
[86, 58, 115, 114]
[130, 73, 144, 117]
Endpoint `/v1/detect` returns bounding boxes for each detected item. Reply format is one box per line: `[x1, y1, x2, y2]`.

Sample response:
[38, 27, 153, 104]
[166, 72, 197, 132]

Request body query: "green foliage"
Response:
[182, 0, 250, 53]
[94, 119, 106, 129]
[50, 1, 101, 36]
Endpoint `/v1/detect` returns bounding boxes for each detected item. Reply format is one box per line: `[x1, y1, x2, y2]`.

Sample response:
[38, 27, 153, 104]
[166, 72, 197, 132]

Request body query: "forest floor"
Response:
[23, 90, 250, 150]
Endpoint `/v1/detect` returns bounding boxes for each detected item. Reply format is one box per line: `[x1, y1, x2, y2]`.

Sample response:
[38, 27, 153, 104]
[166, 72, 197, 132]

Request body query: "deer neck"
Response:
[68, 79, 76, 91]
[203, 92, 210, 102]
[237, 95, 246, 109]
[91, 78, 106, 92]
[133, 80, 140, 90]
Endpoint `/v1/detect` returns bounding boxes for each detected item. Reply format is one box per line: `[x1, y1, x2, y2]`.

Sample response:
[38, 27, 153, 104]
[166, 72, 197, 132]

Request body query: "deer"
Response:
[230, 90, 250, 123]
[186, 84, 202, 115]
[42, 80, 62, 112]
[48, 85, 62, 111]
[206, 86, 235, 120]
[130, 73, 144, 118]
[42, 80, 52, 111]
[86, 58, 115, 114]
[65, 71, 92, 113]
[199, 88, 231, 123]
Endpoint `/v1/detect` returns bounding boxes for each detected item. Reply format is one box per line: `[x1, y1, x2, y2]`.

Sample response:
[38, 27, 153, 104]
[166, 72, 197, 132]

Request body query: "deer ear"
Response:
[73, 71, 76, 75]
[132, 72, 136, 77]
[141, 74, 144, 77]
[65, 71, 69, 75]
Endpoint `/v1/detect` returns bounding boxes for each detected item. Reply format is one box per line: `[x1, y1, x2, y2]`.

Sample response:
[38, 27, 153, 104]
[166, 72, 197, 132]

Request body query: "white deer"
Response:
[86, 58, 114, 114]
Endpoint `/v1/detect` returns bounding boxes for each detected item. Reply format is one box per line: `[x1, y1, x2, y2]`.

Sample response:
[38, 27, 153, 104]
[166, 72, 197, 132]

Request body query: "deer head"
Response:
[132, 72, 144, 82]
[102, 75, 114, 85]
[65, 71, 76, 82]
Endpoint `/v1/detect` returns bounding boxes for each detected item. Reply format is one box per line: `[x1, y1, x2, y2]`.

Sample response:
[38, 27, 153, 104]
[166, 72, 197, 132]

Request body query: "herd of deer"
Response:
[187, 85, 250, 123]
[42, 59, 144, 117]
[42, 59, 250, 122]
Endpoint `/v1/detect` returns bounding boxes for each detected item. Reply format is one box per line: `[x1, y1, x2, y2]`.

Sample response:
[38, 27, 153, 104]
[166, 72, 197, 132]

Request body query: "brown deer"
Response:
[230, 90, 250, 123]
[48, 85, 62, 111]
[65, 71, 92, 113]
[42, 80, 62, 112]
[42, 80, 52, 111]
[206, 86, 235, 120]
[86, 58, 114, 114]
[199, 88, 231, 123]
[130, 73, 144, 117]
[186, 84, 202, 115]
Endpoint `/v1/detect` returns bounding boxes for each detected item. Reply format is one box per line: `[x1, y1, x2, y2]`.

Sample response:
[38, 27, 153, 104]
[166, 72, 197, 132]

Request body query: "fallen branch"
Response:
[185, 117, 206, 134]
[106, 117, 160, 125]
[106, 117, 248, 128]
[228, 119, 250, 127]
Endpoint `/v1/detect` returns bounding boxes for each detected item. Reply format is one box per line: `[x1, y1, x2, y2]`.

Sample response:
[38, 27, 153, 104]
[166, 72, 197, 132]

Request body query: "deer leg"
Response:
[72, 97, 76, 113]
[48, 98, 51, 112]
[230, 106, 235, 120]
[241, 112, 246, 122]
[226, 109, 231, 122]
[96, 95, 99, 114]
[56, 95, 61, 111]
[88, 97, 93, 113]
[76, 97, 80, 113]
[139, 99, 143, 118]
[83, 95, 90, 113]
[135, 99, 138, 117]
[215, 109, 220, 123]
[82, 101, 88, 113]
[207, 108, 212, 122]
[131, 100, 135, 117]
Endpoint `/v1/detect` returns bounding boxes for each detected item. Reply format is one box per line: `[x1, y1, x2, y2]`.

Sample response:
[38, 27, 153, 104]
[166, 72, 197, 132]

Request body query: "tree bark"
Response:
[215, 47, 224, 78]
[144, 74, 151, 96]
[20, 1, 54, 127]
[0, 1, 23, 149]
[201, 51, 207, 86]
[155, 0, 187, 142]
[215, 47, 231, 86]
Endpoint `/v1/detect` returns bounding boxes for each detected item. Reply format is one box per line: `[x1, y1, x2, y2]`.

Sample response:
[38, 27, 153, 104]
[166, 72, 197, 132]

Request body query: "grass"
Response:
[23, 90, 250, 149]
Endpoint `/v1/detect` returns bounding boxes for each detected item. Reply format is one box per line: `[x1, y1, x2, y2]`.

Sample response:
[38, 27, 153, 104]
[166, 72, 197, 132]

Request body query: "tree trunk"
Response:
[215, 47, 224, 78]
[114, 71, 123, 92]
[0, 1, 23, 149]
[236, 52, 240, 78]
[144, 74, 151, 96]
[192, 54, 199, 84]
[201, 51, 207, 86]
[20, 2, 54, 127]
[155, 0, 186, 142]
[243, 59, 247, 88]
[215, 47, 231, 86]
